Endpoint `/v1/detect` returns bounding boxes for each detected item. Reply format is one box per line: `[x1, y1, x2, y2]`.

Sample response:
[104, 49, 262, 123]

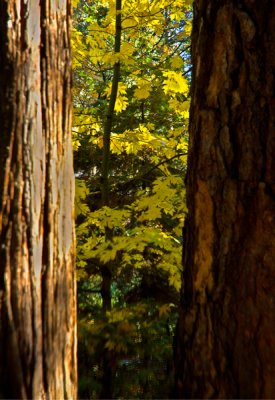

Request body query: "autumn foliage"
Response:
[72, 0, 191, 396]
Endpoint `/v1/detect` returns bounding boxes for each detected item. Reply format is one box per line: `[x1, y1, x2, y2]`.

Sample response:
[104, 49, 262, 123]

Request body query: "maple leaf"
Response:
[163, 71, 189, 96]
[134, 78, 152, 99]
[134, 86, 151, 99]
[72, 0, 80, 8]
[158, 304, 171, 317]
[169, 274, 181, 291]
[170, 55, 184, 69]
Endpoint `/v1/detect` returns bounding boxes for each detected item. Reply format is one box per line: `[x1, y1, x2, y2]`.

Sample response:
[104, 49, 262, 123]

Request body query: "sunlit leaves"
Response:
[110, 124, 161, 155]
[120, 42, 135, 65]
[134, 78, 152, 100]
[105, 82, 129, 112]
[75, 179, 90, 217]
[168, 99, 190, 118]
[163, 71, 189, 97]
[72, 0, 80, 9]
[170, 55, 184, 69]
[76, 174, 186, 291]
[73, 0, 192, 394]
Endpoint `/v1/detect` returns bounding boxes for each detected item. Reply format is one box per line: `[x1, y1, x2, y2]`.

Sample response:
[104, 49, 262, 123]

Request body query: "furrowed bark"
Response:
[0, 1, 77, 398]
[175, 1, 275, 398]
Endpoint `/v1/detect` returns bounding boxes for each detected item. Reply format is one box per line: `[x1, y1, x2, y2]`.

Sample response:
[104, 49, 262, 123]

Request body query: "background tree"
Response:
[0, 1, 77, 398]
[174, 1, 275, 398]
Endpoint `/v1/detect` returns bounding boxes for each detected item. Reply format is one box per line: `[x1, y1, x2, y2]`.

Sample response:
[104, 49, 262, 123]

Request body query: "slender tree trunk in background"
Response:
[175, 1, 275, 398]
[100, 0, 122, 397]
[0, 1, 77, 399]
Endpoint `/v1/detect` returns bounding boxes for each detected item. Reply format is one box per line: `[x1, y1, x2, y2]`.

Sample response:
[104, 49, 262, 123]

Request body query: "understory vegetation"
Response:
[72, 0, 192, 397]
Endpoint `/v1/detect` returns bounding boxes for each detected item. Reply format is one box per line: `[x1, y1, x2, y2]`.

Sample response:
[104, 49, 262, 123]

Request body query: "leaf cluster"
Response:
[72, 0, 192, 397]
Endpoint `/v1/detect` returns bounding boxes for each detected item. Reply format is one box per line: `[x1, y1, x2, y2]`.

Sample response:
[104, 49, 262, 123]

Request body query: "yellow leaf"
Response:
[72, 0, 80, 8]
[120, 42, 135, 56]
[159, 304, 171, 317]
[98, 136, 103, 149]
[169, 274, 181, 291]
[134, 78, 151, 100]
[169, 99, 190, 117]
[184, 20, 192, 36]
[170, 9, 185, 21]
[170, 55, 184, 69]
[122, 17, 138, 29]
[105, 340, 116, 350]
[163, 71, 189, 97]
[107, 309, 129, 323]
[104, 82, 128, 112]
[134, 86, 151, 100]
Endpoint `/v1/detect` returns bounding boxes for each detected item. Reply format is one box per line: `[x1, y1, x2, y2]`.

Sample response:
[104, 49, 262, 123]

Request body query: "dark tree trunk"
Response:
[175, 1, 275, 398]
[0, 1, 77, 399]
[99, 0, 122, 396]
[100, 265, 114, 399]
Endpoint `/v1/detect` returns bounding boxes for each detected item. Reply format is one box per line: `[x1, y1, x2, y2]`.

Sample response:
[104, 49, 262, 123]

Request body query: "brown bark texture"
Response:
[0, 1, 77, 399]
[175, 1, 275, 398]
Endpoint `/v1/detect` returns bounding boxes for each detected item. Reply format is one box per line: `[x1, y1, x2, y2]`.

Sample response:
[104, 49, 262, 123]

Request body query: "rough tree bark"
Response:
[0, 1, 77, 399]
[175, 1, 275, 398]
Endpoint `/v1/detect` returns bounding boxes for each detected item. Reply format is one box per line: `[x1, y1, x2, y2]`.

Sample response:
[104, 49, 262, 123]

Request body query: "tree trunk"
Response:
[175, 1, 275, 398]
[0, 1, 77, 399]
[99, 0, 122, 397]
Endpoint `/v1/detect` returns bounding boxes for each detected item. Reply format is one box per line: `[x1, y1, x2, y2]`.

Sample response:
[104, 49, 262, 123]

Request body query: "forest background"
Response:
[1, 1, 274, 399]
[72, 0, 192, 397]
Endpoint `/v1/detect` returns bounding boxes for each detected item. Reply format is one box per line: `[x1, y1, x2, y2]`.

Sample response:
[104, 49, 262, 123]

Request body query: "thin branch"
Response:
[144, 153, 187, 176]
[88, 152, 188, 196]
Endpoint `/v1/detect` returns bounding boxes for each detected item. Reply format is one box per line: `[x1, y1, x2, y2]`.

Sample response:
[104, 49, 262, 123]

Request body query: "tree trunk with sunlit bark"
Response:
[175, 1, 275, 398]
[0, 1, 77, 398]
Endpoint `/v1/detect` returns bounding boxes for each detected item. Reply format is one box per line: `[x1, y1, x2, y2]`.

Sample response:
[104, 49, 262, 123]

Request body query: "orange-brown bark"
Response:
[175, 1, 275, 398]
[0, 1, 77, 398]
